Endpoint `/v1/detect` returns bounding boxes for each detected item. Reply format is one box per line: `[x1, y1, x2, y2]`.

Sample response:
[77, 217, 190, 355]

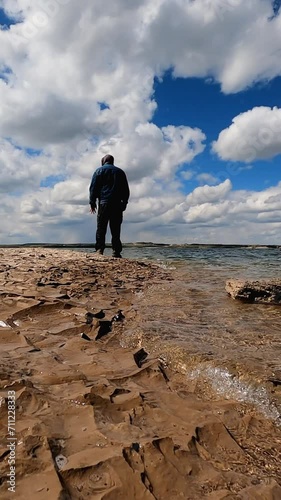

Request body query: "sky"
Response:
[0, 1, 281, 245]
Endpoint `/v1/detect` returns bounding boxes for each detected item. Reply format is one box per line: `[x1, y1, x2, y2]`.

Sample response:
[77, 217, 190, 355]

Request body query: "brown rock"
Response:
[1, 248, 281, 500]
[225, 279, 281, 304]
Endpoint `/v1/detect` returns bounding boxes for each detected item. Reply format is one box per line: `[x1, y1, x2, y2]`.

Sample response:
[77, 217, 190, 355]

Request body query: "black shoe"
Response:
[96, 249, 104, 255]
[112, 252, 122, 258]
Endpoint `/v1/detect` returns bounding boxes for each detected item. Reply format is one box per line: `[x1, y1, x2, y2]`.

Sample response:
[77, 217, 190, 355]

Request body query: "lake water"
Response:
[82, 246, 281, 423]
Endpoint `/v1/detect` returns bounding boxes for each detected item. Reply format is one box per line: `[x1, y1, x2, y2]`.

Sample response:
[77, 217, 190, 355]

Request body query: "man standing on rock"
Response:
[89, 154, 130, 258]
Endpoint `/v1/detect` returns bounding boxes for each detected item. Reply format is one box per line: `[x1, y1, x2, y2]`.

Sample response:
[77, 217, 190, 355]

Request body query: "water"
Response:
[82, 245, 281, 422]
[84, 244, 281, 277]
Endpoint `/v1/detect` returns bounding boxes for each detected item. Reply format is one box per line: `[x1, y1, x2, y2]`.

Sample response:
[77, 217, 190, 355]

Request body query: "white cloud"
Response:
[180, 169, 195, 181]
[196, 172, 219, 184]
[0, 0, 280, 244]
[186, 179, 232, 206]
[143, 180, 281, 244]
[184, 201, 230, 224]
[213, 107, 281, 162]
[0, 138, 61, 193]
[0, 0, 280, 148]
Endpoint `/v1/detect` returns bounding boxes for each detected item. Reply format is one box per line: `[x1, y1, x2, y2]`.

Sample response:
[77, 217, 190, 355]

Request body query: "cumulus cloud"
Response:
[0, 138, 61, 193]
[148, 180, 281, 244]
[0, 0, 280, 148]
[196, 173, 219, 185]
[186, 179, 232, 206]
[213, 107, 281, 162]
[0, 0, 280, 243]
[180, 169, 195, 181]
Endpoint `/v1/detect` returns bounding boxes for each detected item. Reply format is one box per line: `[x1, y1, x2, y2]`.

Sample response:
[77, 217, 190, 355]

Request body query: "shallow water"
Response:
[83, 246, 281, 422]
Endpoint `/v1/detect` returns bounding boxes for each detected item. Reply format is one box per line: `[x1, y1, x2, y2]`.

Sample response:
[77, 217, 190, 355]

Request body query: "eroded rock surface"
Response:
[0, 249, 280, 499]
[226, 279, 281, 304]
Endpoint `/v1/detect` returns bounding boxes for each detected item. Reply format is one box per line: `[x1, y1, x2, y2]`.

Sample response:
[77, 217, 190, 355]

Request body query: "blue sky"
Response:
[154, 74, 281, 193]
[1, 0, 281, 244]
[0, 7, 17, 27]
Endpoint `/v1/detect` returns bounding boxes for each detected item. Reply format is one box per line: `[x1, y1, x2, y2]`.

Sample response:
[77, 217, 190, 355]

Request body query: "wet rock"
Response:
[133, 348, 148, 368]
[109, 388, 131, 403]
[112, 310, 125, 322]
[22, 335, 41, 352]
[85, 312, 94, 325]
[94, 310, 105, 319]
[268, 370, 281, 386]
[238, 479, 281, 499]
[268, 377, 281, 387]
[59, 294, 70, 300]
[132, 442, 140, 453]
[81, 333, 92, 341]
[0, 320, 10, 328]
[55, 454, 68, 470]
[95, 320, 112, 340]
[226, 279, 281, 304]
[85, 310, 105, 324]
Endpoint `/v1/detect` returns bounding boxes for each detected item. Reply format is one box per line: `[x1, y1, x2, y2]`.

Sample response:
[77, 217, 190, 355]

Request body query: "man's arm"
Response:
[121, 172, 130, 210]
[89, 171, 100, 213]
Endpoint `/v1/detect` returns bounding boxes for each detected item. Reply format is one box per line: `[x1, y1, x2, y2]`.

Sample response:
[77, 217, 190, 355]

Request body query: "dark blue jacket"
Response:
[89, 163, 130, 208]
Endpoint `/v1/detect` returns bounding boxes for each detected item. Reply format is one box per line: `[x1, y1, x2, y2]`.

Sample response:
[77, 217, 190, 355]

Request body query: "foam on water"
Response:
[187, 364, 281, 423]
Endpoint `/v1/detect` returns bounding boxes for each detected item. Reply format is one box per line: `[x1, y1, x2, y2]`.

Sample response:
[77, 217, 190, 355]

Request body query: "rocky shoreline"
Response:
[0, 248, 281, 499]
[226, 279, 281, 305]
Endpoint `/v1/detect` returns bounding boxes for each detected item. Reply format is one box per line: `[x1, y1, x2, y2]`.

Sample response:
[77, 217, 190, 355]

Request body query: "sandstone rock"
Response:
[225, 279, 281, 304]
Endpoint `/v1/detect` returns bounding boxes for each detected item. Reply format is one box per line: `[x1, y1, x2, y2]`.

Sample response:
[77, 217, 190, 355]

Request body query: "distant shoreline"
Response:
[0, 243, 280, 249]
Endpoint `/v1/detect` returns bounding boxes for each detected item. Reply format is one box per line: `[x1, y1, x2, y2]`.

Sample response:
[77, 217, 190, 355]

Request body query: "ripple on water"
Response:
[121, 253, 281, 425]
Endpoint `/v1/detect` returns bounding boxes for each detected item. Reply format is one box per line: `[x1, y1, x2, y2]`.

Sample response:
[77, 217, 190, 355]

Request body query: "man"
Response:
[89, 154, 130, 258]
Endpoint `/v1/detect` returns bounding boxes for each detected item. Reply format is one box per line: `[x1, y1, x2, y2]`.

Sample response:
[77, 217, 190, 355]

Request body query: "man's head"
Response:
[101, 154, 114, 166]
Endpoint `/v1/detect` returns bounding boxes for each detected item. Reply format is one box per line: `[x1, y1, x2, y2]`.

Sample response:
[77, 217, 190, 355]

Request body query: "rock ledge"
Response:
[226, 279, 281, 304]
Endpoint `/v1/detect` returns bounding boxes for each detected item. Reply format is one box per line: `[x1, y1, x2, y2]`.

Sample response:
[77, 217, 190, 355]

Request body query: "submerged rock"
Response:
[226, 279, 281, 304]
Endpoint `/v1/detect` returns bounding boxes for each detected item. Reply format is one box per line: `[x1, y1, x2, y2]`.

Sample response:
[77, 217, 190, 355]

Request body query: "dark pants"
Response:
[96, 203, 123, 254]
